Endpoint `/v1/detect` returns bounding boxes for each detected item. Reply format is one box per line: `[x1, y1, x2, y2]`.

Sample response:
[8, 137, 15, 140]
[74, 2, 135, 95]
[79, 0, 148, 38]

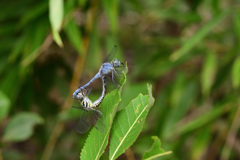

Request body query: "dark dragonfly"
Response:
[73, 76, 107, 134]
[73, 45, 125, 99]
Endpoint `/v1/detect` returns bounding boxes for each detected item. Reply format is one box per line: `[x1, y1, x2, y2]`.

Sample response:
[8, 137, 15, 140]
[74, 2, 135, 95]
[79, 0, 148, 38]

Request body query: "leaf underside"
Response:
[3, 112, 44, 142]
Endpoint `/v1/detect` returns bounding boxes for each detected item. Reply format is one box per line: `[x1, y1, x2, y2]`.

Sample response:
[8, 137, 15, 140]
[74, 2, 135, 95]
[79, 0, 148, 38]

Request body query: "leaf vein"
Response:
[110, 103, 148, 160]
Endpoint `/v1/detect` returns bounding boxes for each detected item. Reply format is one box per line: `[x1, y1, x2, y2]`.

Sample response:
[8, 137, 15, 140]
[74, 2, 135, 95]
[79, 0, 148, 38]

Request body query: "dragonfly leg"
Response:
[105, 75, 120, 89]
[72, 106, 83, 110]
[87, 88, 92, 97]
[88, 107, 95, 111]
[81, 88, 87, 96]
[117, 65, 125, 68]
[84, 87, 92, 97]
[114, 69, 123, 78]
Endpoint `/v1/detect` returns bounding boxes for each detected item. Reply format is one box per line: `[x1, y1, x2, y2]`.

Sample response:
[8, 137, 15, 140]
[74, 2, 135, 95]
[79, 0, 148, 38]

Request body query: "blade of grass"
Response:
[170, 10, 231, 61]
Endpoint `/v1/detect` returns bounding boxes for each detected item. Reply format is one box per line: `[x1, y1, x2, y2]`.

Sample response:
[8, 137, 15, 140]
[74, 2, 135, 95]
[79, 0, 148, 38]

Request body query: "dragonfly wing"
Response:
[75, 110, 91, 134]
[103, 45, 117, 63]
[92, 110, 106, 133]
[104, 69, 125, 93]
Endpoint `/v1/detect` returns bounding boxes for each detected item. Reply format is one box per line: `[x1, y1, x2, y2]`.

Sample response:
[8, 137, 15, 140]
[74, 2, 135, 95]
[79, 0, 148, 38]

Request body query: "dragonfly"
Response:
[73, 76, 107, 134]
[73, 45, 125, 100]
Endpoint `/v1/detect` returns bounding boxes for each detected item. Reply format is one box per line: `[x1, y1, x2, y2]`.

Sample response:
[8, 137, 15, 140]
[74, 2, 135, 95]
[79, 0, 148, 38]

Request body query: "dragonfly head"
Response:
[76, 92, 84, 101]
[112, 59, 121, 67]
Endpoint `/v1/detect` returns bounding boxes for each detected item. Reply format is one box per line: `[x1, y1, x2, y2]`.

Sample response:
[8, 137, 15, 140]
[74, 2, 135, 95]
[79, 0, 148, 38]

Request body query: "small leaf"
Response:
[49, 0, 63, 31]
[52, 27, 63, 47]
[49, 0, 63, 47]
[3, 112, 44, 142]
[109, 84, 155, 160]
[231, 56, 240, 89]
[118, 82, 149, 111]
[143, 136, 172, 160]
[201, 52, 217, 96]
[147, 84, 154, 112]
[0, 91, 11, 121]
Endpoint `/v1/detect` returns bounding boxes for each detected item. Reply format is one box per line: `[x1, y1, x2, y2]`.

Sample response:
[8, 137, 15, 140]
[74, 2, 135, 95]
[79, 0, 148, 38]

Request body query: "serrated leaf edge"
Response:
[80, 91, 121, 160]
[94, 101, 120, 160]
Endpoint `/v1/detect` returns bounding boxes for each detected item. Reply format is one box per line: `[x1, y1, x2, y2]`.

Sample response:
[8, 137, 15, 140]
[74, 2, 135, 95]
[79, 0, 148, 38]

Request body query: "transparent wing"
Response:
[75, 110, 91, 134]
[103, 67, 126, 93]
[103, 45, 117, 63]
[92, 110, 106, 133]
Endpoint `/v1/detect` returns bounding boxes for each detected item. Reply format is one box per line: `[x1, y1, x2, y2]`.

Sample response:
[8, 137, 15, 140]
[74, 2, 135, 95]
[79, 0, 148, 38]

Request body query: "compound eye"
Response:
[113, 59, 117, 64]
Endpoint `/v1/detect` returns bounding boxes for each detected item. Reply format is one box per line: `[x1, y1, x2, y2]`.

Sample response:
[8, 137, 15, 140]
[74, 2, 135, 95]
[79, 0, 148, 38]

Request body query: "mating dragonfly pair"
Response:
[72, 45, 125, 134]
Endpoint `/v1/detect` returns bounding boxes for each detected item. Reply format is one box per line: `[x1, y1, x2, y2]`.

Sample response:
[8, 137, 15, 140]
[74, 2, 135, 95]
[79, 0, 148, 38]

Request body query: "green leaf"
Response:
[52, 26, 63, 47]
[18, 1, 48, 28]
[8, 36, 26, 63]
[0, 55, 8, 75]
[231, 56, 240, 89]
[103, 0, 118, 34]
[174, 99, 235, 136]
[234, 11, 240, 44]
[201, 52, 217, 96]
[3, 112, 44, 142]
[162, 80, 197, 139]
[109, 84, 154, 160]
[0, 91, 11, 121]
[49, 0, 63, 47]
[80, 89, 121, 160]
[80, 70, 127, 160]
[21, 20, 49, 67]
[191, 128, 211, 159]
[0, 66, 21, 102]
[170, 10, 231, 61]
[143, 136, 172, 160]
[64, 19, 83, 54]
[118, 82, 150, 111]
[49, 0, 63, 31]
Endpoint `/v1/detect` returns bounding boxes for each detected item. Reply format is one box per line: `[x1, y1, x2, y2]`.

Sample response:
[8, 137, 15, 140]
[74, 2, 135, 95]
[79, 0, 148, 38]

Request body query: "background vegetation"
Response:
[0, 0, 240, 160]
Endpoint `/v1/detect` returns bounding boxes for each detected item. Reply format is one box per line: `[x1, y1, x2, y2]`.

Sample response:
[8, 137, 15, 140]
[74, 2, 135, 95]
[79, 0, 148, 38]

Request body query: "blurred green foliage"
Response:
[0, 0, 240, 160]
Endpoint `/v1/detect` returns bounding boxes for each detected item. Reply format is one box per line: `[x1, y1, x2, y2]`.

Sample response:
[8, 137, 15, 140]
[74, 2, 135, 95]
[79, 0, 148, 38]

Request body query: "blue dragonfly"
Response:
[73, 45, 125, 99]
[73, 76, 107, 134]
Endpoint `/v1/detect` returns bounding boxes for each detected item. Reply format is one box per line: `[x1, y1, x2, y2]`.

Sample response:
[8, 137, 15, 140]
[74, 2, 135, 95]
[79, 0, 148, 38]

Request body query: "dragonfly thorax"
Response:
[100, 63, 113, 75]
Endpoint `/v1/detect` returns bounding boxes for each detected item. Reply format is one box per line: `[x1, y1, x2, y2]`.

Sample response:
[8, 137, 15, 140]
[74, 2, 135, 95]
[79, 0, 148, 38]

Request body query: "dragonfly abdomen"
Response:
[81, 98, 94, 108]
[93, 76, 107, 107]
[73, 72, 101, 99]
